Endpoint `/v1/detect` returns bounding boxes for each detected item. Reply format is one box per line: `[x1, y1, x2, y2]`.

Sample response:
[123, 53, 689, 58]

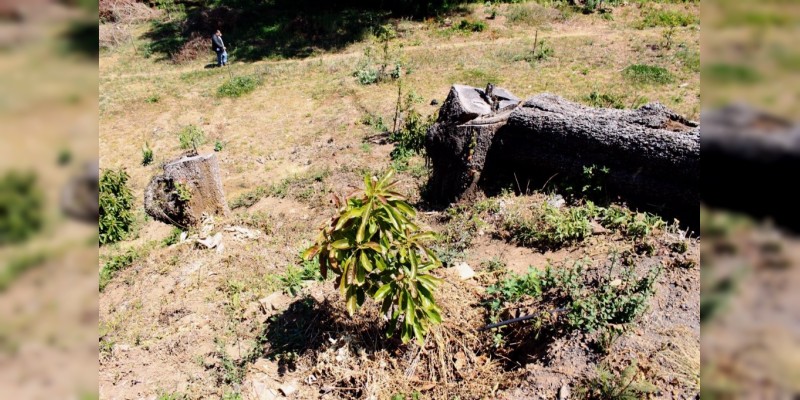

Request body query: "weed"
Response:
[304, 170, 443, 344]
[142, 142, 154, 166]
[638, 9, 698, 29]
[354, 24, 403, 85]
[162, 227, 182, 246]
[217, 75, 261, 98]
[229, 186, 267, 210]
[585, 91, 625, 109]
[506, 2, 561, 26]
[99, 169, 135, 245]
[452, 68, 502, 87]
[575, 360, 659, 399]
[214, 141, 224, 152]
[504, 203, 596, 250]
[623, 64, 674, 85]
[174, 181, 192, 202]
[99, 244, 155, 291]
[145, 94, 160, 103]
[361, 113, 388, 132]
[626, 212, 665, 239]
[0, 171, 44, 245]
[156, 393, 187, 400]
[279, 258, 324, 297]
[178, 125, 206, 149]
[390, 91, 433, 162]
[485, 267, 543, 323]
[515, 38, 554, 63]
[222, 392, 242, 400]
[482, 257, 507, 273]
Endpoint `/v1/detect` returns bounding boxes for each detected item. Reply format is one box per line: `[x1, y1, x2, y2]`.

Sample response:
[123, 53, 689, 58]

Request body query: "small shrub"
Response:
[217, 75, 260, 98]
[162, 227, 182, 246]
[361, 113, 388, 133]
[0, 171, 44, 245]
[57, 148, 72, 165]
[390, 93, 433, 161]
[99, 169, 135, 245]
[543, 258, 662, 333]
[304, 170, 443, 344]
[145, 94, 160, 103]
[623, 64, 674, 85]
[279, 258, 324, 297]
[625, 212, 665, 239]
[141, 142, 154, 166]
[174, 181, 192, 202]
[178, 125, 206, 149]
[485, 267, 543, 322]
[456, 19, 486, 32]
[214, 141, 224, 152]
[575, 360, 659, 399]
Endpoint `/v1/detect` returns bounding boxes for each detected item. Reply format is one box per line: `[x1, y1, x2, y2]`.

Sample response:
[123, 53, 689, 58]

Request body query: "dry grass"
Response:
[99, 2, 700, 398]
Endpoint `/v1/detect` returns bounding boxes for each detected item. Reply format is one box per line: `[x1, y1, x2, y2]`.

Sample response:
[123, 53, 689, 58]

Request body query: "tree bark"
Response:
[425, 86, 700, 226]
[144, 152, 230, 228]
[702, 104, 800, 231]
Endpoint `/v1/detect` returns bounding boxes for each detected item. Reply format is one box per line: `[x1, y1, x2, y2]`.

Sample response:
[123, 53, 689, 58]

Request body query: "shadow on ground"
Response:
[143, 0, 472, 63]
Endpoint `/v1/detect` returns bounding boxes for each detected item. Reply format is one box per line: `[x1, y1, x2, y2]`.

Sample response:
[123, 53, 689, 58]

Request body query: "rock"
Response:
[455, 262, 475, 280]
[259, 292, 289, 313]
[197, 232, 223, 249]
[430, 99, 439, 106]
[559, 384, 571, 400]
[61, 160, 99, 222]
[591, 221, 608, 235]
[248, 376, 280, 400]
[144, 152, 230, 228]
[278, 382, 298, 397]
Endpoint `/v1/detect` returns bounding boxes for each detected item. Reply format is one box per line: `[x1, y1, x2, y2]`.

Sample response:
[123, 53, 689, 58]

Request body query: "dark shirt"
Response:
[212, 34, 225, 51]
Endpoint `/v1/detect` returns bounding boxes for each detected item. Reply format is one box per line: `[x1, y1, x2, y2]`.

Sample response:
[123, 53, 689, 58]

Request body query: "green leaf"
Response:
[413, 319, 426, 344]
[331, 239, 352, 250]
[359, 251, 373, 272]
[356, 201, 372, 243]
[374, 282, 393, 301]
[346, 290, 358, 315]
[301, 245, 320, 260]
[423, 307, 442, 324]
[393, 200, 417, 218]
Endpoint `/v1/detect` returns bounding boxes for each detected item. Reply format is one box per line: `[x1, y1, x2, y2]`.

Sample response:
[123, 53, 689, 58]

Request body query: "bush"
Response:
[178, 125, 206, 149]
[456, 19, 486, 32]
[142, 142, 154, 166]
[0, 171, 44, 245]
[304, 170, 443, 344]
[623, 64, 674, 85]
[214, 141, 224, 152]
[217, 75, 261, 98]
[99, 169, 135, 245]
[504, 203, 597, 249]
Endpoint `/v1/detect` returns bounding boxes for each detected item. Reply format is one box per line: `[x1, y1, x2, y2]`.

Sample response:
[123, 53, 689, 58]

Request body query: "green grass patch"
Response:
[99, 243, 156, 291]
[638, 9, 698, 28]
[584, 91, 625, 109]
[623, 64, 674, 85]
[703, 63, 761, 84]
[0, 170, 44, 245]
[217, 75, 261, 98]
[506, 2, 562, 26]
[451, 68, 502, 87]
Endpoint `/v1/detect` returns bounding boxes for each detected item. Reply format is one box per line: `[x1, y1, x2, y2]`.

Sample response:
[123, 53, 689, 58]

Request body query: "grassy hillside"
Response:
[99, 1, 700, 398]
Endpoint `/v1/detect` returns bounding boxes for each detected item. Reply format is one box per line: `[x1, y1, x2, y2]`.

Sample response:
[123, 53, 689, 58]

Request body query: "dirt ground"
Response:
[99, 2, 700, 399]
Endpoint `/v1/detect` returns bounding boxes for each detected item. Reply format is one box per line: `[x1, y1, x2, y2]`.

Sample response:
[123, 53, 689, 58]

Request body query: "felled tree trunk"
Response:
[144, 152, 230, 228]
[702, 104, 800, 231]
[425, 85, 700, 225]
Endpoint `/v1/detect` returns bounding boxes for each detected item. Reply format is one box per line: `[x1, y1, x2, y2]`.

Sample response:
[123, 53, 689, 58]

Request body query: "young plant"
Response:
[178, 125, 206, 149]
[142, 142, 154, 166]
[99, 169, 135, 245]
[304, 170, 443, 344]
[576, 360, 659, 400]
[0, 170, 44, 245]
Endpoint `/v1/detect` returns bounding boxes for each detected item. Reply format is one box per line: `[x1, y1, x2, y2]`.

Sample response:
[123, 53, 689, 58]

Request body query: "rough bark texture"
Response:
[702, 104, 800, 231]
[144, 152, 229, 227]
[425, 85, 699, 225]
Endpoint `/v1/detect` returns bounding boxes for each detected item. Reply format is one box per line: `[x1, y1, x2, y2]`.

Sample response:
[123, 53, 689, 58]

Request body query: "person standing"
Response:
[211, 29, 227, 67]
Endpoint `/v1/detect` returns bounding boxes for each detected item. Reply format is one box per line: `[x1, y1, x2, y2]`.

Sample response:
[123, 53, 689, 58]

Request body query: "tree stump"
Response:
[144, 152, 229, 228]
[425, 85, 699, 226]
[702, 104, 800, 231]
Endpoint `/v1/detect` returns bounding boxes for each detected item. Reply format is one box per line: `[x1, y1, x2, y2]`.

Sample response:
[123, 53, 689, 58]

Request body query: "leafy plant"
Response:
[214, 140, 224, 152]
[279, 258, 324, 297]
[638, 9, 698, 29]
[145, 94, 160, 103]
[0, 171, 44, 245]
[485, 267, 543, 322]
[354, 24, 403, 85]
[576, 360, 659, 399]
[543, 258, 662, 333]
[99, 245, 152, 291]
[456, 19, 486, 32]
[174, 181, 192, 202]
[217, 75, 261, 98]
[99, 169, 135, 245]
[304, 170, 443, 344]
[625, 212, 665, 239]
[178, 125, 206, 149]
[390, 91, 433, 162]
[162, 227, 182, 246]
[623, 64, 674, 85]
[142, 142, 154, 166]
[504, 203, 596, 249]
